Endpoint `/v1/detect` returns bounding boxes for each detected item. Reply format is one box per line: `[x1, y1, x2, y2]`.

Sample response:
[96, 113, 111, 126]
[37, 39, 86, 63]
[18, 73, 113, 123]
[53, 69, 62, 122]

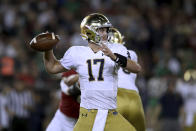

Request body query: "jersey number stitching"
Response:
[86, 59, 104, 81]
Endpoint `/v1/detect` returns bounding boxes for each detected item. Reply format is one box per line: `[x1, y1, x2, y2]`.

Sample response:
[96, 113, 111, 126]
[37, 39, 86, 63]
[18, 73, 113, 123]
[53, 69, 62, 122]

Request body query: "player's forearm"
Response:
[124, 58, 141, 73]
[66, 75, 79, 86]
[112, 53, 141, 73]
[43, 50, 62, 74]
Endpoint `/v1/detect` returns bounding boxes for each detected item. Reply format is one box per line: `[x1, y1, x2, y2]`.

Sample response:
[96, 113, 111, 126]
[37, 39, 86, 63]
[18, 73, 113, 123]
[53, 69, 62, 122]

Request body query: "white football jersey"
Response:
[60, 43, 127, 109]
[118, 50, 139, 92]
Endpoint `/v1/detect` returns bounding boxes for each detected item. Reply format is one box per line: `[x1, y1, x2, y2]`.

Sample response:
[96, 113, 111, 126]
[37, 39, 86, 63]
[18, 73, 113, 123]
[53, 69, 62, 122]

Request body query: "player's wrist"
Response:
[110, 53, 117, 61]
[113, 53, 127, 67]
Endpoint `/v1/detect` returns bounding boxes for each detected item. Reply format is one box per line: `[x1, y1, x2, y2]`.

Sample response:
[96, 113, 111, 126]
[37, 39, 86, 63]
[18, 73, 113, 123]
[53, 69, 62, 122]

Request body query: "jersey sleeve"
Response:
[128, 50, 138, 62]
[60, 47, 77, 70]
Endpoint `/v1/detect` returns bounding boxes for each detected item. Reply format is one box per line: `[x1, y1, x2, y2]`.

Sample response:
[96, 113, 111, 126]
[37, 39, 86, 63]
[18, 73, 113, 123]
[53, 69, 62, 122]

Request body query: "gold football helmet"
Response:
[108, 27, 124, 44]
[80, 13, 112, 45]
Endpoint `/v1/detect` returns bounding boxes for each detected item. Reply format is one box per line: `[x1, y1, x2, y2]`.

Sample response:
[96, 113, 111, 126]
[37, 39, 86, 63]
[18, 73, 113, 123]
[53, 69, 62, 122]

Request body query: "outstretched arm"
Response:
[100, 43, 141, 73]
[43, 50, 68, 74]
[125, 58, 141, 73]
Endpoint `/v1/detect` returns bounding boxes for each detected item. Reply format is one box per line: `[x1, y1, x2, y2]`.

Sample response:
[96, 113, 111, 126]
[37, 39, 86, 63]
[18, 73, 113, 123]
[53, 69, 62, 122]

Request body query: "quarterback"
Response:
[42, 13, 141, 131]
[109, 28, 146, 131]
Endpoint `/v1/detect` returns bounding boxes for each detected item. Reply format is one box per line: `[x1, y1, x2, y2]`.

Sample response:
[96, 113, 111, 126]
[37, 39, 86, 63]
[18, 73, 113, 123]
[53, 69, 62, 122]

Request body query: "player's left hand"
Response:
[100, 42, 116, 61]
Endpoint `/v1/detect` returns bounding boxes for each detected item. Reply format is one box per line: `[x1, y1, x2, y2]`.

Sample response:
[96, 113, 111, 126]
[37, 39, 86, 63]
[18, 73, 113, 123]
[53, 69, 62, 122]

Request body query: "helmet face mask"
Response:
[80, 13, 112, 45]
[108, 28, 124, 44]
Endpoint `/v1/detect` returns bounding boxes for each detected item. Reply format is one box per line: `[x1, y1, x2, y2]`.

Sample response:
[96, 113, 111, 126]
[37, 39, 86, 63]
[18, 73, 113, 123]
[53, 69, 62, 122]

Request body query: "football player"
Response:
[109, 28, 146, 131]
[46, 70, 80, 131]
[42, 13, 141, 131]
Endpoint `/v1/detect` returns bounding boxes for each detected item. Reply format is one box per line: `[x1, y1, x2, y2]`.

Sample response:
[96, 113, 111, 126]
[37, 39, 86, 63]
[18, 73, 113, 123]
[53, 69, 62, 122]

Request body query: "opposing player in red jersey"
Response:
[46, 69, 80, 131]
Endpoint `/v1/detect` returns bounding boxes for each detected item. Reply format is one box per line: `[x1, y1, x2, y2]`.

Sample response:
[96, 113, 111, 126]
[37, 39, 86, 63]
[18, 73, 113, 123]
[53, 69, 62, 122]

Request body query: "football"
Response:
[30, 32, 60, 52]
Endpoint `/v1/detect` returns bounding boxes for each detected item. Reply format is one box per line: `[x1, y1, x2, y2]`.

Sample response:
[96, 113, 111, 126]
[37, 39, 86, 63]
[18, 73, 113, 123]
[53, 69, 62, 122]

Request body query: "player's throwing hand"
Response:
[100, 42, 116, 61]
